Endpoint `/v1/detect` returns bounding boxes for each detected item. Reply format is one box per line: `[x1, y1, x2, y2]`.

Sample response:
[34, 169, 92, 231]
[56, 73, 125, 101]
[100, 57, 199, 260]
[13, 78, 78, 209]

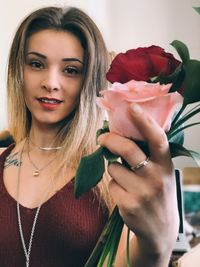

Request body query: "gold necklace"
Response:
[27, 137, 57, 177]
[17, 138, 55, 267]
[28, 135, 63, 151]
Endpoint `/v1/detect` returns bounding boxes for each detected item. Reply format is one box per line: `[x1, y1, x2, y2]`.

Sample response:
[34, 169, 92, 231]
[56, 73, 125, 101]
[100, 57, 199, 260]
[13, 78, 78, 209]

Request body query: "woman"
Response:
[0, 6, 179, 267]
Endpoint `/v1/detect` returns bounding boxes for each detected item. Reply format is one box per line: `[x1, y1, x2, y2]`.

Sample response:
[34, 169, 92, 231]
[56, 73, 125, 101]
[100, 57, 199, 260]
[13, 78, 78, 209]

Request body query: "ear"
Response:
[0, 130, 14, 147]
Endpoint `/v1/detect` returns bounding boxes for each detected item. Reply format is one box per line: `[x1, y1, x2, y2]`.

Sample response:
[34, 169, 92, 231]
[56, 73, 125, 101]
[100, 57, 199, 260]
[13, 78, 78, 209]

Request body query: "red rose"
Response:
[106, 46, 181, 84]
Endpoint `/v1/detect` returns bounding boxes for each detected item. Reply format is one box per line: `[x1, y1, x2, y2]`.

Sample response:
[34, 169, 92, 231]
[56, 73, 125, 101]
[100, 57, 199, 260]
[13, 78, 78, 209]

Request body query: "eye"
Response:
[29, 60, 44, 70]
[63, 66, 81, 76]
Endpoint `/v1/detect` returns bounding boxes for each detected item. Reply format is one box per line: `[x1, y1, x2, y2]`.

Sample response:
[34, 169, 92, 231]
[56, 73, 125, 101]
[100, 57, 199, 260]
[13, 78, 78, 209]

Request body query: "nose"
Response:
[41, 69, 60, 92]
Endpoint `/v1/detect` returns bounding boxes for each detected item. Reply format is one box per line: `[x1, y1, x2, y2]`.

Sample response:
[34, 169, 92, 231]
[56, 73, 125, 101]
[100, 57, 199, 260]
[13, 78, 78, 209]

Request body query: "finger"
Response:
[98, 132, 149, 171]
[129, 103, 171, 164]
[108, 178, 139, 210]
[107, 161, 145, 191]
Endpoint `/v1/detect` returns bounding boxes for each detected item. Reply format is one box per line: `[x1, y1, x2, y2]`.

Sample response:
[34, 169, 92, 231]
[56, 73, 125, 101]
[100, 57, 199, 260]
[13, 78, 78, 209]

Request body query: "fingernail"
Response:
[130, 103, 142, 115]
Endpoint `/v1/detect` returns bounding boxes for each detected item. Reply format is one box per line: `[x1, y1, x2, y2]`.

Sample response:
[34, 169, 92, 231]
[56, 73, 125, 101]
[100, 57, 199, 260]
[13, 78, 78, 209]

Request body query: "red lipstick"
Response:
[37, 97, 62, 110]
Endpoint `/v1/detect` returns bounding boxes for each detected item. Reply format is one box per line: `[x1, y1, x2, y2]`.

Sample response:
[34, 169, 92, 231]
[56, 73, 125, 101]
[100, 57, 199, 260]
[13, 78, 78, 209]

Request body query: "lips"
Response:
[37, 97, 63, 104]
[37, 97, 63, 110]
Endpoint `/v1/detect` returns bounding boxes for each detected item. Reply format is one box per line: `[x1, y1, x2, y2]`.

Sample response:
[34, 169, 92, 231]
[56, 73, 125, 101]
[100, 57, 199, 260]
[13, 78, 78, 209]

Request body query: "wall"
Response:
[0, 0, 200, 169]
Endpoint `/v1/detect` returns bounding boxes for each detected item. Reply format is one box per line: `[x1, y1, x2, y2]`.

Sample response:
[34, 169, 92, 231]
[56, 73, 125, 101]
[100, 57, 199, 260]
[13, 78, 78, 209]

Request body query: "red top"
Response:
[0, 145, 109, 267]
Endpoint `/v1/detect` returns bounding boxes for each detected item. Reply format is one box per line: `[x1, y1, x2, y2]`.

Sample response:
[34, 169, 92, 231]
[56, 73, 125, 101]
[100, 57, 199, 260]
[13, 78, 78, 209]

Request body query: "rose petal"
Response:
[97, 80, 183, 140]
[106, 45, 181, 84]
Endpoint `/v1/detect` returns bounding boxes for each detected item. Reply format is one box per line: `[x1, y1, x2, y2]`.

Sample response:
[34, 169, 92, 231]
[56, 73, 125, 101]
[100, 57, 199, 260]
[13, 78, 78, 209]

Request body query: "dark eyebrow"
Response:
[25, 51, 84, 64]
[26, 51, 46, 59]
[62, 58, 84, 65]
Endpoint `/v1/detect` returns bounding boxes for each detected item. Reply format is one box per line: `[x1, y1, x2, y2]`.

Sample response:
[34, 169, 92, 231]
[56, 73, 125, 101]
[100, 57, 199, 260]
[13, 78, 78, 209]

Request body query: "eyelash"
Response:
[27, 60, 82, 76]
[29, 60, 43, 69]
[64, 66, 80, 75]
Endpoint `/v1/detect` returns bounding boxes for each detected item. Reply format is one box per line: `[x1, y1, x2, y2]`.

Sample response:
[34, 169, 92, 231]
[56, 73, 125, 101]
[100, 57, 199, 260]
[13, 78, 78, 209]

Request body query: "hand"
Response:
[98, 103, 179, 266]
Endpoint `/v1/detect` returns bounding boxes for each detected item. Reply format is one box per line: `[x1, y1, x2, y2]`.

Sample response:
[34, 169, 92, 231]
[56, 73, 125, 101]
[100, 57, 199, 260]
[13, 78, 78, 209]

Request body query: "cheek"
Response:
[23, 92, 32, 112]
[23, 74, 34, 100]
[64, 80, 82, 103]
[23, 68, 41, 91]
[23, 81, 36, 111]
[23, 84, 33, 104]
[64, 92, 80, 110]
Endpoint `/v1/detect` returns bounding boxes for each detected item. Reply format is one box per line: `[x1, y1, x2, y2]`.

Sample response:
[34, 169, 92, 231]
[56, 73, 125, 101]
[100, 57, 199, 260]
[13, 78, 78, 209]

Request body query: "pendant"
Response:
[33, 170, 39, 177]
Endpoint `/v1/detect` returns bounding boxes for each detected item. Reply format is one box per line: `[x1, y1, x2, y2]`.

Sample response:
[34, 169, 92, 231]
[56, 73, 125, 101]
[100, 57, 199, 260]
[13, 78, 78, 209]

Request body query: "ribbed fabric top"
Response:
[0, 145, 109, 267]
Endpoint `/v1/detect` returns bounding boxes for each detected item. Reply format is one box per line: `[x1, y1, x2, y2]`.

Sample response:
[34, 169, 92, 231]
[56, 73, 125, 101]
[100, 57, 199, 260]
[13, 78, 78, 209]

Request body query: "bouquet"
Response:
[74, 8, 200, 267]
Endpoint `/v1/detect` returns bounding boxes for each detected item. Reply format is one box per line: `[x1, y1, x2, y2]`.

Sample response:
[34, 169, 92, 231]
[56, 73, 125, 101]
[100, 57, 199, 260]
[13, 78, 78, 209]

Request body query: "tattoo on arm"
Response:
[4, 152, 22, 168]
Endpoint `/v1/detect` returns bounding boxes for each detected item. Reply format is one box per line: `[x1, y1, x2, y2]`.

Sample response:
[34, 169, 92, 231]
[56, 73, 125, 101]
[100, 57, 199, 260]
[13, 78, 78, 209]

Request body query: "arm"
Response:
[98, 103, 179, 267]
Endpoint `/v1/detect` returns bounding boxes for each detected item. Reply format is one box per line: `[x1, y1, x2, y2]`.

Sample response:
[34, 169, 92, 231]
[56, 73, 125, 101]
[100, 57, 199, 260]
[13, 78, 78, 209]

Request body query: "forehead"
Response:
[26, 29, 84, 60]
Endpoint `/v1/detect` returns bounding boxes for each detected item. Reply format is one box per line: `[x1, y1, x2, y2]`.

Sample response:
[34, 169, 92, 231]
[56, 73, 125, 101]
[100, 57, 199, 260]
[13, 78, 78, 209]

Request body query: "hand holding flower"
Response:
[75, 39, 200, 267]
[98, 104, 179, 267]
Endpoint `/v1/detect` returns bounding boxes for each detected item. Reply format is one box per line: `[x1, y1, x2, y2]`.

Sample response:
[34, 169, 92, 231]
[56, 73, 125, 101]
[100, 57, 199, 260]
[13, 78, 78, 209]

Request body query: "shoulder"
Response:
[0, 144, 16, 158]
[0, 130, 15, 156]
[0, 130, 14, 148]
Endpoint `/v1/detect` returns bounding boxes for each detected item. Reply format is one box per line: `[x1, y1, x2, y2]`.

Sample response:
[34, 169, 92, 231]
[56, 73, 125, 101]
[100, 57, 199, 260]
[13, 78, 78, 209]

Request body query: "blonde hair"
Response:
[7, 6, 112, 210]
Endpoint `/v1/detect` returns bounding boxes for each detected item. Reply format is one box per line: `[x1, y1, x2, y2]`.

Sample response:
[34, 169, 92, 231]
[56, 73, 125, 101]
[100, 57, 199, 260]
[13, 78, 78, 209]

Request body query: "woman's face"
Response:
[23, 29, 84, 128]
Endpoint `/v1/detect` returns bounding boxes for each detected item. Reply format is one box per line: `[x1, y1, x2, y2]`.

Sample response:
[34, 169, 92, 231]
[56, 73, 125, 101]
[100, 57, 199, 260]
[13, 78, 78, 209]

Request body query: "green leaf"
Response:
[74, 147, 105, 198]
[151, 64, 185, 93]
[168, 122, 200, 142]
[85, 207, 124, 267]
[170, 105, 200, 133]
[96, 120, 110, 142]
[171, 40, 190, 63]
[107, 215, 124, 266]
[102, 147, 119, 163]
[168, 127, 184, 145]
[169, 142, 200, 166]
[168, 66, 185, 93]
[193, 7, 200, 14]
[183, 60, 200, 105]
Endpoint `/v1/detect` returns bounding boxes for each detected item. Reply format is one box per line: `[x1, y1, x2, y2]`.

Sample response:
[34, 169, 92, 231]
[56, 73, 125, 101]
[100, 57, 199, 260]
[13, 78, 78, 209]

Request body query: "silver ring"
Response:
[130, 157, 150, 171]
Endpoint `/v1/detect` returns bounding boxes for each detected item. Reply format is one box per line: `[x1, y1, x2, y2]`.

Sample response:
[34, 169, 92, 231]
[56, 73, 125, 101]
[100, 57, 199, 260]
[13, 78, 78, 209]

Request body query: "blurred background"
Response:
[0, 0, 200, 169]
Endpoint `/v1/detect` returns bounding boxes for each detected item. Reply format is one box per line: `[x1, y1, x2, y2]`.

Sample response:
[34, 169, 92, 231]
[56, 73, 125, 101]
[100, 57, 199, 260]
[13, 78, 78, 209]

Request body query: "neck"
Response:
[28, 127, 59, 149]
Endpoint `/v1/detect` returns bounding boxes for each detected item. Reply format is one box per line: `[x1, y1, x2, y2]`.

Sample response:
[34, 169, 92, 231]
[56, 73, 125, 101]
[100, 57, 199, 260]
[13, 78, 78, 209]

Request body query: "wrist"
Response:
[134, 237, 173, 267]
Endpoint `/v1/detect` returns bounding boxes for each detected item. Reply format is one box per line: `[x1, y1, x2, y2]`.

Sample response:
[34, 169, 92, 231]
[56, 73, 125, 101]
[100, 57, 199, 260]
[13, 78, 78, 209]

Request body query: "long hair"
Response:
[7, 6, 112, 209]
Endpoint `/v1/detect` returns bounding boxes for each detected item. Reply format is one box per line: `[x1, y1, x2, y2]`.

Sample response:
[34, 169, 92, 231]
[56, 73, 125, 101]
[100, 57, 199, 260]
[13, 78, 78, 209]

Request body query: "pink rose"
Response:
[97, 80, 183, 140]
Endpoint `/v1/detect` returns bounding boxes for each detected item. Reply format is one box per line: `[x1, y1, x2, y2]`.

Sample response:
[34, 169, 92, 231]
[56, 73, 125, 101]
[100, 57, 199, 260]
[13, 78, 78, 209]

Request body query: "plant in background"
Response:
[74, 8, 200, 267]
